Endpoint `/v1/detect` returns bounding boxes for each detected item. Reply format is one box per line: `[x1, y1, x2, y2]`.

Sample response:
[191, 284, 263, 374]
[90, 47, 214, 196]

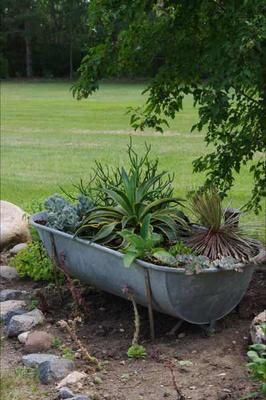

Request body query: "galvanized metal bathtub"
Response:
[31, 212, 256, 325]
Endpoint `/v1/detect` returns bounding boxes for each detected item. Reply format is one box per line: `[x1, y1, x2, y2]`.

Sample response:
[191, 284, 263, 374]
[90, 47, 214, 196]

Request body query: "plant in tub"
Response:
[40, 141, 261, 271]
[188, 187, 260, 261]
[120, 214, 163, 267]
[74, 141, 189, 247]
[44, 194, 94, 232]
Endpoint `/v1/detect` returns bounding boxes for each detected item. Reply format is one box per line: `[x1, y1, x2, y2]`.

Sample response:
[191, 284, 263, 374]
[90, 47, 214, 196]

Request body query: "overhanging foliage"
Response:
[74, 0, 266, 213]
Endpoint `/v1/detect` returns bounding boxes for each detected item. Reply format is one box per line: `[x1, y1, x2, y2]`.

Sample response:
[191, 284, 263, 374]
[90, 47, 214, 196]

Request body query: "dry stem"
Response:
[58, 317, 100, 369]
[123, 286, 140, 345]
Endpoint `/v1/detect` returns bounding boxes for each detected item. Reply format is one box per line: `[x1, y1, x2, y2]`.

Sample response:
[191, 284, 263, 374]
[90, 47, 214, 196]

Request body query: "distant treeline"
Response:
[0, 0, 89, 78]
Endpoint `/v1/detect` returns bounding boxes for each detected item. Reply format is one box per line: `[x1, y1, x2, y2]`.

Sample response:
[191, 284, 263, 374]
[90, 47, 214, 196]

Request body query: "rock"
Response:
[0, 289, 29, 302]
[24, 331, 54, 353]
[18, 331, 30, 344]
[57, 371, 88, 388]
[7, 308, 45, 337]
[71, 396, 91, 400]
[250, 310, 266, 344]
[93, 376, 102, 385]
[0, 300, 26, 321]
[58, 386, 75, 399]
[39, 358, 74, 384]
[0, 265, 19, 280]
[10, 243, 28, 255]
[0, 201, 31, 249]
[3, 309, 27, 325]
[22, 353, 59, 368]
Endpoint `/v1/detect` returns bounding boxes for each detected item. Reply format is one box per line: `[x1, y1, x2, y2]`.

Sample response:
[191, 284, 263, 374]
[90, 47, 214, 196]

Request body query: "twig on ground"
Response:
[165, 361, 186, 400]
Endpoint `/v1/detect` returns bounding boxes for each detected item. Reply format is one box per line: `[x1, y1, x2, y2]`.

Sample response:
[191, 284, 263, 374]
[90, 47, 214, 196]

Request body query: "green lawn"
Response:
[1, 80, 264, 230]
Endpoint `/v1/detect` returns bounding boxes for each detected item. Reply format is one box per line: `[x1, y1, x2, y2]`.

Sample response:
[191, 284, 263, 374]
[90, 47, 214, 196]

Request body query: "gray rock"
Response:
[22, 353, 59, 368]
[10, 243, 28, 255]
[39, 358, 74, 384]
[0, 300, 26, 321]
[3, 308, 27, 325]
[0, 289, 29, 302]
[250, 310, 266, 344]
[7, 308, 45, 337]
[71, 396, 91, 400]
[59, 386, 75, 399]
[0, 265, 19, 280]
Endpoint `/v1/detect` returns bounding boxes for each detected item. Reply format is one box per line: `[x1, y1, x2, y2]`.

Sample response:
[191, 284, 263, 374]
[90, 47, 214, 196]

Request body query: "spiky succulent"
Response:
[75, 141, 189, 246]
[188, 188, 259, 261]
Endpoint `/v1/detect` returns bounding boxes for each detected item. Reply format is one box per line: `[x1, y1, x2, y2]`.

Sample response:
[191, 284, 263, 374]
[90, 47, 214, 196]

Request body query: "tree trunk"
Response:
[69, 17, 73, 80]
[25, 37, 33, 78]
[69, 38, 73, 80]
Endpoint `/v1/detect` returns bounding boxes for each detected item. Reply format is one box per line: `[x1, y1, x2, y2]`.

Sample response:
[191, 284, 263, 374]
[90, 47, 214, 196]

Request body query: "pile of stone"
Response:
[0, 201, 93, 398]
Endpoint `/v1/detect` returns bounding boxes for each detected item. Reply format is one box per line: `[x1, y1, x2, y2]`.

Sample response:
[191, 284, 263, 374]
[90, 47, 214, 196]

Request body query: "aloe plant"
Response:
[75, 163, 188, 246]
[74, 140, 189, 246]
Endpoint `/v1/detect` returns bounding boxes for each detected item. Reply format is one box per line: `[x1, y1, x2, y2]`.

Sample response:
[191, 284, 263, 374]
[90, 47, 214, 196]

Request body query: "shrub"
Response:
[247, 342, 266, 396]
[10, 241, 56, 282]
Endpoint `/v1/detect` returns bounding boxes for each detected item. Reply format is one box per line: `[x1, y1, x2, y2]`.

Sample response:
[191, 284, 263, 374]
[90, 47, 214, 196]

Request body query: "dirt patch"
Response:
[1, 269, 265, 400]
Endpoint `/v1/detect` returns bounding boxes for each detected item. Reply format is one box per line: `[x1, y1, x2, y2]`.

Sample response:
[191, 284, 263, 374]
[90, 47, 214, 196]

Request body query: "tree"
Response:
[74, 0, 266, 213]
[0, 0, 89, 78]
[1, 0, 43, 77]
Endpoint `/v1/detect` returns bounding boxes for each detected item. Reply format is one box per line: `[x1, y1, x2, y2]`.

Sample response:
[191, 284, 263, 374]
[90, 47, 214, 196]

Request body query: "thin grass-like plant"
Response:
[188, 188, 259, 261]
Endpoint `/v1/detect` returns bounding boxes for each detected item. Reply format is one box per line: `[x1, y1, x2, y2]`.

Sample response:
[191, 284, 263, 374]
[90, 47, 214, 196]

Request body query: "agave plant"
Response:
[188, 187, 259, 261]
[76, 141, 189, 247]
[75, 162, 188, 246]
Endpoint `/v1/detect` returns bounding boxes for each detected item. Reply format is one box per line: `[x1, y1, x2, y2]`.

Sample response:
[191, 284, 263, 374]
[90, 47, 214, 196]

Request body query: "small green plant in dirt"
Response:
[52, 337, 75, 361]
[61, 345, 75, 361]
[127, 344, 147, 359]
[52, 337, 63, 349]
[247, 342, 266, 396]
[10, 241, 57, 282]
[27, 298, 39, 311]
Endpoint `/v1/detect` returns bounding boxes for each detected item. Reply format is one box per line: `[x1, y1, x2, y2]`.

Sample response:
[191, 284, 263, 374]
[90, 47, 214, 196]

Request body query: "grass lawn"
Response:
[1, 80, 264, 232]
[0, 366, 54, 400]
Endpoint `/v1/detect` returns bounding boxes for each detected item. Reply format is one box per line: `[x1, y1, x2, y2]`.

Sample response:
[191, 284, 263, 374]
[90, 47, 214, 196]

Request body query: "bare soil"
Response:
[1, 267, 265, 400]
